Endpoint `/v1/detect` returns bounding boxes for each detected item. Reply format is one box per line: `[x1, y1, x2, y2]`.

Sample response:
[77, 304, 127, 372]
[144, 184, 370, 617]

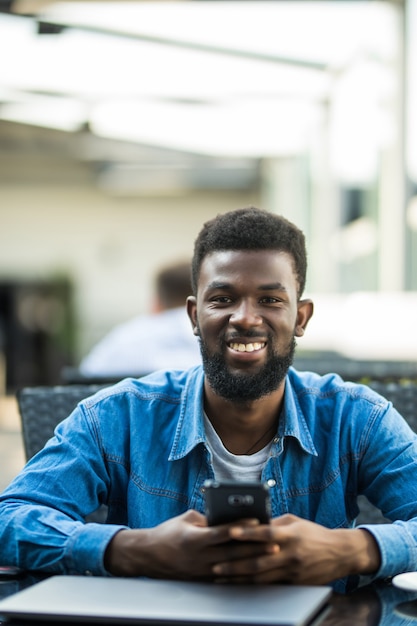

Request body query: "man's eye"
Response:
[260, 297, 280, 304]
[212, 296, 232, 303]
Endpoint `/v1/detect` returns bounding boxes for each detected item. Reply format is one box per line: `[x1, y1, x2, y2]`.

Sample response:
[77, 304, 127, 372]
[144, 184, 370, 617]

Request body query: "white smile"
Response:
[229, 342, 265, 353]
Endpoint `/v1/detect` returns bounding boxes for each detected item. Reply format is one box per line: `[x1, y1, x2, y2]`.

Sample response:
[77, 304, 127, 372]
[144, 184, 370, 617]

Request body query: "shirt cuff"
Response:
[358, 522, 417, 579]
[65, 523, 128, 576]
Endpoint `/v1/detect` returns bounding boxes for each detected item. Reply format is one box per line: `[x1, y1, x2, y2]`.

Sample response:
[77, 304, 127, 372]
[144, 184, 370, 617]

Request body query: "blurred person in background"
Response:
[79, 260, 201, 378]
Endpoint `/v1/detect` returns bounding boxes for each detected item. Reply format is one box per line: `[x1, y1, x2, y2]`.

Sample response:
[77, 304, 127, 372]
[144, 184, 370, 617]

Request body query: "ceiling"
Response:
[0, 1, 400, 191]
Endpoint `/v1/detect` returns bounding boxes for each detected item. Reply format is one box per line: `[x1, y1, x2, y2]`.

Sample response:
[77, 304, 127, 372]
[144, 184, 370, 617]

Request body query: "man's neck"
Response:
[203, 381, 285, 456]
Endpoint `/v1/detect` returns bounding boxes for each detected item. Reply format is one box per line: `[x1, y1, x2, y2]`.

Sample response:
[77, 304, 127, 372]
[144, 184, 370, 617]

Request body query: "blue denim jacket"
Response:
[1, 366, 417, 593]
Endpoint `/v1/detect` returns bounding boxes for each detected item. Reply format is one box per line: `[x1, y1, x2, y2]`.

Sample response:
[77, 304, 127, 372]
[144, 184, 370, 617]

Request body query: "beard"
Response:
[198, 332, 296, 403]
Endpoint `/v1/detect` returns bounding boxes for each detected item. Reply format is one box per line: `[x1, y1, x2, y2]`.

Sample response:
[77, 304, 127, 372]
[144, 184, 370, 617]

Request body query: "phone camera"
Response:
[227, 494, 255, 507]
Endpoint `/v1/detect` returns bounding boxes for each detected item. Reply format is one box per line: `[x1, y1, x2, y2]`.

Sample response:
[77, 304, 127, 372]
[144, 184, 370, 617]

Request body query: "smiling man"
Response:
[0, 207, 417, 593]
[192, 249, 306, 403]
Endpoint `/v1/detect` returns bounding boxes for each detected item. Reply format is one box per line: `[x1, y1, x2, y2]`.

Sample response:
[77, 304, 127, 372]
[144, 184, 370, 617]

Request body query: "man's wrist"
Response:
[340, 528, 381, 576]
[104, 529, 148, 576]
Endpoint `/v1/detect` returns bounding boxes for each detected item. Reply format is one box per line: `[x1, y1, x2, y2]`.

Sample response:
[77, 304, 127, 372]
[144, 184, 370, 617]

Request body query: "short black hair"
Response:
[191, 207, 307, 297]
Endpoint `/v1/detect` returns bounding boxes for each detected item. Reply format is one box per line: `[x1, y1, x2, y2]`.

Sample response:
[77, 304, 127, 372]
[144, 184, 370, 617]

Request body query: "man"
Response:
[79, 260, 201, 377]
[0, 207, 416, 594]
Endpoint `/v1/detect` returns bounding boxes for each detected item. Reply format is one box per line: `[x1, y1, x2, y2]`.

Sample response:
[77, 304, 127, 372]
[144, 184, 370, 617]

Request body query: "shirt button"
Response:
[84, 570, 93, 576]
[267, 479, 276, 488]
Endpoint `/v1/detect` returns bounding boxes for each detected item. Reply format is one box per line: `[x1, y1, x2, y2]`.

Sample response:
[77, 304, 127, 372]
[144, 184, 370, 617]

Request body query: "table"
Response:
[1, 574, 417, 626]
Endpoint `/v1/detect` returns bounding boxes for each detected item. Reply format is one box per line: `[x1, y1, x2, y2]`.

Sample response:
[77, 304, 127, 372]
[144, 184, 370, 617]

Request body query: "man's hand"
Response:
[211, 514, 381, 585]
[104, 510, 276, 580]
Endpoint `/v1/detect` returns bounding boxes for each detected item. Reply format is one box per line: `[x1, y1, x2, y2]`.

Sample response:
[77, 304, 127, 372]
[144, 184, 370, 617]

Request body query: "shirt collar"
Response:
[169, 366, 206, 460]
[169, 366, 318, 460]
[279, 369, 318, 456]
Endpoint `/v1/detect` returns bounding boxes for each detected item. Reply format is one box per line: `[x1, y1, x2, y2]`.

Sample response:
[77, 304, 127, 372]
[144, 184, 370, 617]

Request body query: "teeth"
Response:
[230, 342, 264, 352]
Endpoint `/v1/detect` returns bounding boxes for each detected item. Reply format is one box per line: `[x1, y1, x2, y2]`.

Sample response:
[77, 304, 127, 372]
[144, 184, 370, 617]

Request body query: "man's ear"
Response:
[295, 298, 314, 337]
[186, 296, 199, 336]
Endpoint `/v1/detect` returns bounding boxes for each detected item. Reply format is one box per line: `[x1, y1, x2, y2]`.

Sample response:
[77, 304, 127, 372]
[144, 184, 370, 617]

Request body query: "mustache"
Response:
[225, 330, 268, 341]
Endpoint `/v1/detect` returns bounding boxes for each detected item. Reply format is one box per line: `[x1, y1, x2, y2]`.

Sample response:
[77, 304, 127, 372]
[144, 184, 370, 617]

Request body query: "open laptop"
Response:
[0, 575, 331, 626]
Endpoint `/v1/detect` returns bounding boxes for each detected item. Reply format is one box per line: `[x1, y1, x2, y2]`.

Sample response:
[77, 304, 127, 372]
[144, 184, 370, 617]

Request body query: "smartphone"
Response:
[203, 479, 271, 526]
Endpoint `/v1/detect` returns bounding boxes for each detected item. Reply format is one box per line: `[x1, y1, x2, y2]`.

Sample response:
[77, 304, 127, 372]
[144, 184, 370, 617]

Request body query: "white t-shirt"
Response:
[204, 413, 273, 481]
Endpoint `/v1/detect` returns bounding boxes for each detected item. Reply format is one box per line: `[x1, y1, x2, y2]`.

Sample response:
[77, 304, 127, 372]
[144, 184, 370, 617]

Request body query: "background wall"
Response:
[1, 0, 417, 392]
[0, 152, 261, 365]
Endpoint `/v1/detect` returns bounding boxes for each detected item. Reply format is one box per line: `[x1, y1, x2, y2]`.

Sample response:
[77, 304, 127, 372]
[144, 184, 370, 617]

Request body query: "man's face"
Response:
[187, 249, 312, 402]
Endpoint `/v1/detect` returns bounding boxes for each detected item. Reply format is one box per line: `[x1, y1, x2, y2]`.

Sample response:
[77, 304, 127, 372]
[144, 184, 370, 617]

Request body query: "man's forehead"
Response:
[200, 249, 295, 269]
[198, 249, 298, 285]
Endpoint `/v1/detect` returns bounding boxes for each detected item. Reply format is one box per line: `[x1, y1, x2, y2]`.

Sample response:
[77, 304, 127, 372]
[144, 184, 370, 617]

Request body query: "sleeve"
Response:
[0, 404, 128, 576]
[356, 402, 417, 579]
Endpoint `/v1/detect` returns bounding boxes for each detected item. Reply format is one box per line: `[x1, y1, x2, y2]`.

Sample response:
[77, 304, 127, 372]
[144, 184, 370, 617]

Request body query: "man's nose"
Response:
[229, 300, 262, 328]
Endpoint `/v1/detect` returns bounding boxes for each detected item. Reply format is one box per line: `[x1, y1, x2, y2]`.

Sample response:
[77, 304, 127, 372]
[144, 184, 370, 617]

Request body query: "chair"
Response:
[17, 384, 106, 461]
[356, 379, 417, 524]
[293, 351, 417, 382]
[16, 384, 108, 523]
[16, 380, 417, 525]
[367, 379, 417, 432]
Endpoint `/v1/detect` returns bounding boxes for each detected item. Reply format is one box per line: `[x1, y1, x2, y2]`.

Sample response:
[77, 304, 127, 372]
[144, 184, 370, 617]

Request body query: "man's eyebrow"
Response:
[207, 281, 231, 290]
[206, 281, 287, 292]
[259, 282, 287, 292]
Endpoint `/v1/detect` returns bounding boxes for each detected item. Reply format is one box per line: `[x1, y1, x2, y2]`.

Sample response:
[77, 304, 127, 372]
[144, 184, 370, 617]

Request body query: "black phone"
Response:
[203, 479, 271, 526]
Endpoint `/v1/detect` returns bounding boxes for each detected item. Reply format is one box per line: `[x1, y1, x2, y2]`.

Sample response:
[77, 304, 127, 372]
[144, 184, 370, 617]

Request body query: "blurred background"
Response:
[1, 0, 417, 485]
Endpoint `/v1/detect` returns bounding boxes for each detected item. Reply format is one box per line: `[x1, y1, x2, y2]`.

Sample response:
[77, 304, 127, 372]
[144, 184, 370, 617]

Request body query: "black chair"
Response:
[293, 351, 417, 382]
[16, 380, 417, 525]
[367, 380, 417, 432]
[17, 384, 107, 461]
[16, 384, 109, 523]
[356, 379, 417, 524]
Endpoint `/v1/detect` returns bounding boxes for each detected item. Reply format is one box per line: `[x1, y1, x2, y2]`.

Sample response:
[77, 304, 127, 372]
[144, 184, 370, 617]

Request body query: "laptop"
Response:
[0, 575, 331, 626]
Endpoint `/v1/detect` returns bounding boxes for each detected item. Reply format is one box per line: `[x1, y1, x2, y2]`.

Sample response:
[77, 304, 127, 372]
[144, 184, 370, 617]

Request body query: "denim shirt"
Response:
[1, 366, 417, 593]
